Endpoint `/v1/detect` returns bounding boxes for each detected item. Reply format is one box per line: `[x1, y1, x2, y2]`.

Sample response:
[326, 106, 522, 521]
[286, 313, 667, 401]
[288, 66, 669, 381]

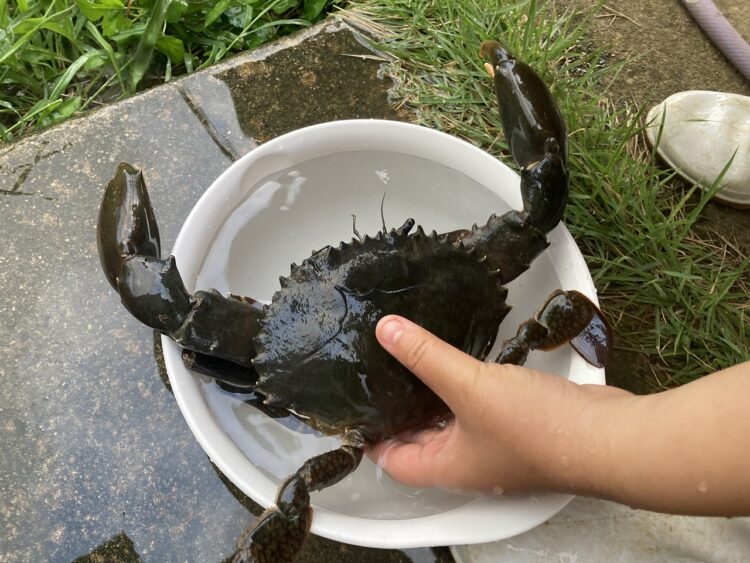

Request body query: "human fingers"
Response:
[372, 425, 447, 449]
[376, 315, 486, 412]
[368, 427, 453, 488]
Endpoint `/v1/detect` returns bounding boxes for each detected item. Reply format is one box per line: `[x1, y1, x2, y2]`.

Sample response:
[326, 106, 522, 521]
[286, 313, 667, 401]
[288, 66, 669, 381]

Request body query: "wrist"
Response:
[541, 382, 637, 497]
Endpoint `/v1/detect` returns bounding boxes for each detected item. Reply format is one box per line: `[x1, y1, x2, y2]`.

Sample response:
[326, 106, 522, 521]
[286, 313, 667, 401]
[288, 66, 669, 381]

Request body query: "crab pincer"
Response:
[97, 163, 262, 389]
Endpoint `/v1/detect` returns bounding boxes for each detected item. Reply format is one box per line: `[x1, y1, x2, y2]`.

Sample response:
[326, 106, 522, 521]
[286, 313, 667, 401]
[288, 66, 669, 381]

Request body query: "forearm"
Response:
[558, 361, 750, 516]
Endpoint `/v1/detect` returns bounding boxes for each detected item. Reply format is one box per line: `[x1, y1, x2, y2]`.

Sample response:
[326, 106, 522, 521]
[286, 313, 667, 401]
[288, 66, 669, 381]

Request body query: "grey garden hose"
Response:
[679, 0, 750, 82]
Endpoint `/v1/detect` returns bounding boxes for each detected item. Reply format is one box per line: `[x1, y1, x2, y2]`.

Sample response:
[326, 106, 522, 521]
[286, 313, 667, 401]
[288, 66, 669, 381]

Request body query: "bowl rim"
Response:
[163, 118, 605, 548]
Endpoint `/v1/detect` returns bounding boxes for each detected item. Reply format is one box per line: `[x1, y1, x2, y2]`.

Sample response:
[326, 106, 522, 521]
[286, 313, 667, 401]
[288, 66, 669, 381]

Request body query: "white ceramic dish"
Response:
[162, 119, 605, 548]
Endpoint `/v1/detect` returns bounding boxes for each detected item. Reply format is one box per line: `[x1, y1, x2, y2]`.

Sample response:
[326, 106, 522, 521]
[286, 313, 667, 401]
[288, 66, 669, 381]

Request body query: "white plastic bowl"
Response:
[162, 119, 605, 548]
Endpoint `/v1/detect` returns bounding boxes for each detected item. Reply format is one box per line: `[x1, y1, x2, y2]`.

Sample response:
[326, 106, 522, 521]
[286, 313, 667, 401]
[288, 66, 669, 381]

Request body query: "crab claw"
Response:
[479, 40, 567, 166]
[97, 163, 193, 333]
[97, 163, 263, 376]
[451, 42, 571, 283]
[481, 40, 569, 234]
[97, 163, 161, 291]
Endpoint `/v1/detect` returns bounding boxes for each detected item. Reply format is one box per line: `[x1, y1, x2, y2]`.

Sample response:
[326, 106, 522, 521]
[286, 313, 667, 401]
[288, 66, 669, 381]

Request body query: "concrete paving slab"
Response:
[453, 497, 750, 563]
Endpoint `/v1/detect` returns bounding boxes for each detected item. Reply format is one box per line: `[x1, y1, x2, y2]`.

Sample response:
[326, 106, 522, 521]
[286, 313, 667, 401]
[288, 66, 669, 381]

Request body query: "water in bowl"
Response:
[193, 149, 568, 519]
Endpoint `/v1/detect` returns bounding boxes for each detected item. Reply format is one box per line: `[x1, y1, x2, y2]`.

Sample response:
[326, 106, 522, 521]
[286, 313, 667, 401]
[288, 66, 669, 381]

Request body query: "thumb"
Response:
[376, 315, 485, 412]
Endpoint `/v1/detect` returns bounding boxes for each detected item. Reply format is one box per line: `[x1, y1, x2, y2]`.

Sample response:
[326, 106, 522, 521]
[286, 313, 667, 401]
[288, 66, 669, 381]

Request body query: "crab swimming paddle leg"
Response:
[233, 432, 365, 563]
[497, 290, 612, 368]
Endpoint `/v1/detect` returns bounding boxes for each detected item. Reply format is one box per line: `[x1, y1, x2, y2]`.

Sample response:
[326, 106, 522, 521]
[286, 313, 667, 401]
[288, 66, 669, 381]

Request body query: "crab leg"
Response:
[182, 351, 259, 390]
[452, 42, 569, 284]
[97, 163, 262, 380]
[233, 431, 366, 563]
[497, 290, 611, 368]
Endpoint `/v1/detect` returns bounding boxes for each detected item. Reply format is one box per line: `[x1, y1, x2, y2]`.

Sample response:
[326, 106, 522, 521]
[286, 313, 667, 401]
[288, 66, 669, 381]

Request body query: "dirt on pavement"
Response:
[564, 0, 749, 104]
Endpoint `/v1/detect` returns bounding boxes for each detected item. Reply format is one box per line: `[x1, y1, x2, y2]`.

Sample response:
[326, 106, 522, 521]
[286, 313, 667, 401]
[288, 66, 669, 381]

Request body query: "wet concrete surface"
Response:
[218, 34, 405, 143]
[0, 21, 447, 563]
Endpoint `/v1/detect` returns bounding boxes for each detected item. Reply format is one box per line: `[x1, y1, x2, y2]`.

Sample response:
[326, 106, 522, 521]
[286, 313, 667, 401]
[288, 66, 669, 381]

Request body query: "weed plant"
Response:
[0, 0, 334, 140]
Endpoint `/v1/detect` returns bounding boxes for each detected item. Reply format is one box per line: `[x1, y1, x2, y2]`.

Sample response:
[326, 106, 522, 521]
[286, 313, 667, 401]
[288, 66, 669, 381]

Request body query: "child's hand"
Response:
[369, 315, 629, 494]
[370, 315, 750, 517]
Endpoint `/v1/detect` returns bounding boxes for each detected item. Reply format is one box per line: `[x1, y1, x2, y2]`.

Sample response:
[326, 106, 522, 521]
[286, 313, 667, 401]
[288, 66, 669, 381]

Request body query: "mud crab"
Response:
[97, 41, 611, 562]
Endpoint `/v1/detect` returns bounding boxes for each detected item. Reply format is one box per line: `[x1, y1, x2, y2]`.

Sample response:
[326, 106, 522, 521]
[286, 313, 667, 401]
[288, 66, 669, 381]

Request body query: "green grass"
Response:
[342, 0, 748, 389]
[0, 0, 334, 141]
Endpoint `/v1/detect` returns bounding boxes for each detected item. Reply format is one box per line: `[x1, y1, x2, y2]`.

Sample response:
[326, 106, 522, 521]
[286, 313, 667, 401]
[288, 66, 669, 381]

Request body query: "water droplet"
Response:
[560, 455, 571, 468]
[375, 169, 391, 184]
[697, 480, 709, 493]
